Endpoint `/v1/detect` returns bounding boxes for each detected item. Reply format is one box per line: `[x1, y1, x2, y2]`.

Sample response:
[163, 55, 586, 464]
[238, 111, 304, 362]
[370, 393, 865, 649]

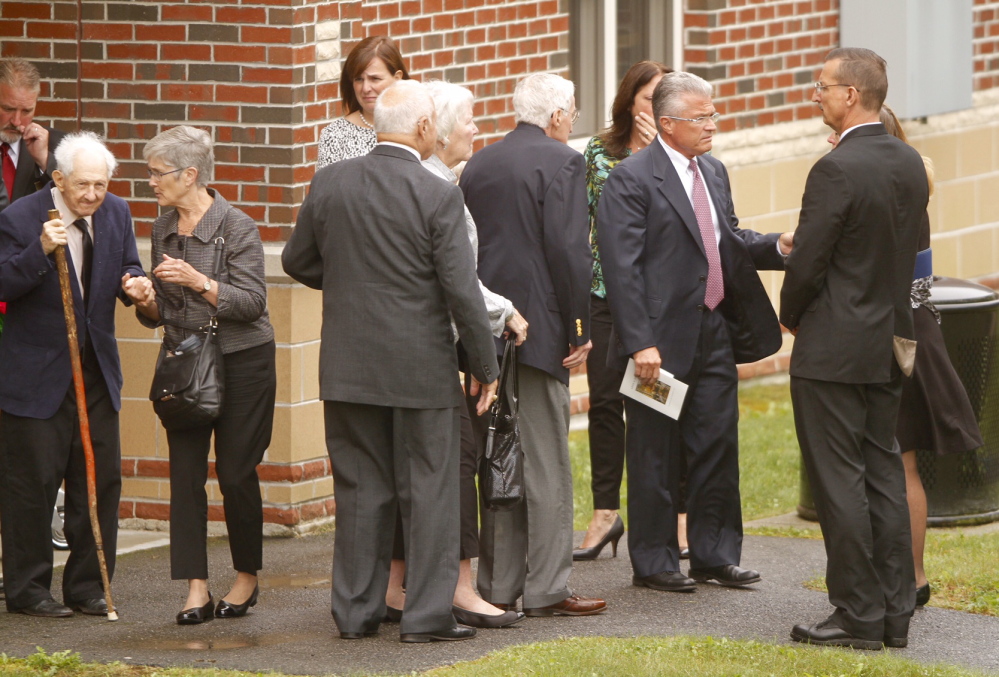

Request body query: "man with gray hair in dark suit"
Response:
[282, 79, 499, 643]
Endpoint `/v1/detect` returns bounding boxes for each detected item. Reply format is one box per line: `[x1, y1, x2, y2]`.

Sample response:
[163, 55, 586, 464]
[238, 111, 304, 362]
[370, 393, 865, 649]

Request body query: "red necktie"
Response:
[1, 143, 15, 200]
[689, 158, 724, 310]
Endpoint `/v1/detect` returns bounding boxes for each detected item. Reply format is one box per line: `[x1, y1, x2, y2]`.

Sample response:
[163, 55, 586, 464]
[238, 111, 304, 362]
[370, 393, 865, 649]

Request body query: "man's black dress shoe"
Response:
[400, 625, 477, 643]
[216, 585, 258, 618]
[791, 618, 883, 650]
[573, 515, 625, 561]
[884, 633, 908, 648]
[340, 631, 378, 639]
[176, 595, 215, 625]
[632, 571, 696, 592]
[452, 606, 525, 628]
[915, 583, 931, 607]
[383, 605, 403, 623]
[689, 564, 761, 587]
[71, 598, 108, 616]
[18, 598, 73, 618]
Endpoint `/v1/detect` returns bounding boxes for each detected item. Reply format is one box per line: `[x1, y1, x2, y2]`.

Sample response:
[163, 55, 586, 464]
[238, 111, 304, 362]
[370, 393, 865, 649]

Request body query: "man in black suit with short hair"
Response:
[598, 71, 792, 594]
[782, 48, 927, 651]
[0, 57, 63, 213]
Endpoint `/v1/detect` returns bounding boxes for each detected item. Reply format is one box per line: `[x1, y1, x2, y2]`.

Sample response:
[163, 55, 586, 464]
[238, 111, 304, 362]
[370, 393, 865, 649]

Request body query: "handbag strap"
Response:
[489, 336, 518, 418]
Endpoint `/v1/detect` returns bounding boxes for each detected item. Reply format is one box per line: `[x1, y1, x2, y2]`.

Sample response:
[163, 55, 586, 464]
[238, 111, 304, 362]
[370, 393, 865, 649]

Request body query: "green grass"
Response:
[570, 379, 801, 530]
[805, 530, 999, 617]
[4, 639, 989, 677]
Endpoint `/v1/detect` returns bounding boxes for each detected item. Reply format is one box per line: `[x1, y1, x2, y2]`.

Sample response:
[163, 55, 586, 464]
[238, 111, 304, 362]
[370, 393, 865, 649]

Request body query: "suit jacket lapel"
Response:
[13, 138, 38, 201]
[651, 142, 706, 257]
[697, 158, 733, 241]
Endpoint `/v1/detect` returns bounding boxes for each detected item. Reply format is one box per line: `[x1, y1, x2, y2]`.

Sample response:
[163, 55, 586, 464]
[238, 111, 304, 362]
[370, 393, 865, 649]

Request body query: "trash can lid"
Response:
[930, 276, 999, 305]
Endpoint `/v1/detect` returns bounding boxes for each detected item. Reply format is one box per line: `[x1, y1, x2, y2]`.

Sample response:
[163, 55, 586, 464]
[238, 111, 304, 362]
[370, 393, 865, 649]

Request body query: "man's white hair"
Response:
[54, 130, 117, 178]
[424, 80, 474, 143]
[374, 80, 435, 135]
[513, 73, 574, 129]
[653, 71, 714, 120]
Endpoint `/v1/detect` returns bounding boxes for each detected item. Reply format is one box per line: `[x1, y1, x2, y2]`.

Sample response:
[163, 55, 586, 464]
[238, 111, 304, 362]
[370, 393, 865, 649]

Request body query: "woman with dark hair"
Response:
[878, 104, 983, 608]
[317, 36, 409, 168]
[574, 60, 672, 561]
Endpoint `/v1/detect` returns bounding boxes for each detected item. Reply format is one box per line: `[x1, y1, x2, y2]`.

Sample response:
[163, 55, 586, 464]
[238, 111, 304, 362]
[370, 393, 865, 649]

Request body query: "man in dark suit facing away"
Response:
[460, 72, 606, 618]
[782, 48, 928, 651]
[598, 71, 793, 595]
[282, 80, 499, 643]
[0, 131, 151, 618]
[0, 58, 64, 214]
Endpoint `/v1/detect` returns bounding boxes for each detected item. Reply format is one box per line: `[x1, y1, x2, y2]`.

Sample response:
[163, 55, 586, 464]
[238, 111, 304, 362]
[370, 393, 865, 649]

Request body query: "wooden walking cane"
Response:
[49, 208, 118, 621]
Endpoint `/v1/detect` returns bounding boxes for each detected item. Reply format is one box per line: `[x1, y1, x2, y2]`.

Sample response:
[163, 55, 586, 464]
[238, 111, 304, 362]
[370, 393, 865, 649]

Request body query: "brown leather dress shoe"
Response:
[524, 593, 606, 617]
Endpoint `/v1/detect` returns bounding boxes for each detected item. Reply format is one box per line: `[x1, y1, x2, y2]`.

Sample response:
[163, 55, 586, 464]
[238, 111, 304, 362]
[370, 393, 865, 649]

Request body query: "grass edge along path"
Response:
[3, 638, 992, 677]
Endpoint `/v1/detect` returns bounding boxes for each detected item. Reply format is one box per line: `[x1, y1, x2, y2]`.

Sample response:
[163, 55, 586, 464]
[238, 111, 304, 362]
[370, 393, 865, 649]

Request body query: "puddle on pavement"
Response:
[258, 574, 330, 589]
[123, 632, 313, 652]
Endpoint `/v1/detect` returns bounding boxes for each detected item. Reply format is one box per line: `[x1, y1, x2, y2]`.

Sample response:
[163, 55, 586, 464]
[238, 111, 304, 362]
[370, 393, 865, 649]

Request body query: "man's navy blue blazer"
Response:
[0, 183, 144, 418]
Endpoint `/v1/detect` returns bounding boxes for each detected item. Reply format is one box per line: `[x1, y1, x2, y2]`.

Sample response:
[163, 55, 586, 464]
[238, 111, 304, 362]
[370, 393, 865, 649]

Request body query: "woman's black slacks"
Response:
[168, 340, 276, 580]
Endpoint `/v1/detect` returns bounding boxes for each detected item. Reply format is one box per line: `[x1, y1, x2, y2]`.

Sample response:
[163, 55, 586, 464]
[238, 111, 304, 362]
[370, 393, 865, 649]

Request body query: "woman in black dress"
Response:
[881, 105, 983, 608]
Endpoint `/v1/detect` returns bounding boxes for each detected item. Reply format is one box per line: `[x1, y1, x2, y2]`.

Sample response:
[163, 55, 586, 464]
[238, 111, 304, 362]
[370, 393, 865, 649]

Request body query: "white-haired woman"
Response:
[135, 125, 276, 625]
[419, 80, 528, 628]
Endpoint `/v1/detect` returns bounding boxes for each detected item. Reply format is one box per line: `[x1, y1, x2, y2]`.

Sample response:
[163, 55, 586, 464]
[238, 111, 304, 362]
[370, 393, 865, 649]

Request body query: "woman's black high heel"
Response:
[215, 585, 259, 618]
[176, 593, 215, 625]
[572, 515, 625, 561]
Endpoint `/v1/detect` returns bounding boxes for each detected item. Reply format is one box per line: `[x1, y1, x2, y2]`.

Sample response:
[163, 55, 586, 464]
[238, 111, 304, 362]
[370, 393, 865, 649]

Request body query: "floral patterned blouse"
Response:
[585, 135, 630, 299]
[317, 118, 377, 169]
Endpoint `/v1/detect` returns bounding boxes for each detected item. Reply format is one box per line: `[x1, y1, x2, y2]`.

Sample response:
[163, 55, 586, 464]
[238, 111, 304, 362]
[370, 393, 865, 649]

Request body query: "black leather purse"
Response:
[480, 337, 524, 511]
[149, 235, 226, 431]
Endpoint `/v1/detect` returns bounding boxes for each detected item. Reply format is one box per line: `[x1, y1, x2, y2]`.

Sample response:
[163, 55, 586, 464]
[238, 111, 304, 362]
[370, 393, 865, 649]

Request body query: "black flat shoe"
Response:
[400, 625, 476, 643]
[384, 605, 403, 623]
[216, 585, 258, 618]
[18, 598, 73, 618]
[176, 594, 215, 625]
[70, 598, 108, 616]
[679, 547, 690, 560]
[633, 571, 696, 592]
[341, 631, 378, 639]
[689, 564, 761, 587]
[915, 583, 931, 607]
[452, 606, 525, 628]
[573, 515, 625, 561]
[791, 618, 883, 651]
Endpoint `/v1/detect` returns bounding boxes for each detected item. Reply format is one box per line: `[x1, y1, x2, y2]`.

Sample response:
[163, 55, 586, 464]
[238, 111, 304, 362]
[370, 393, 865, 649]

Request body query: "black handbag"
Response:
[480, 337, 524, 511]
[149, 235, 226, 431]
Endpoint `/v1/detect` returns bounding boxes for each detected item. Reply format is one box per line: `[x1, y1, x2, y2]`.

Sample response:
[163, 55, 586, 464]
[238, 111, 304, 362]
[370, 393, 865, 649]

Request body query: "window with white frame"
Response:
[568, 0, 680, 140]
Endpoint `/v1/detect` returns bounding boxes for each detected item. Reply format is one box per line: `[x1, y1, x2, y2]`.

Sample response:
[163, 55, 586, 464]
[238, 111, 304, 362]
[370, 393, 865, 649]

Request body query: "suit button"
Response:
[697, 304, 705, 312]
[699, 275, 706, 282]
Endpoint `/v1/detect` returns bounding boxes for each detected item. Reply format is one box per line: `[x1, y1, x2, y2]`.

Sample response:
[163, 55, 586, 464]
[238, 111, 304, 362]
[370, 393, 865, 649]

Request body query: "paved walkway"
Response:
[0, 522, 997, 676]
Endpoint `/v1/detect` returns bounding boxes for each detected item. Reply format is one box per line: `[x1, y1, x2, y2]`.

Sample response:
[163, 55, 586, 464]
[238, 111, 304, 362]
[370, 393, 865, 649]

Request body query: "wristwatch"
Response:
[197, 278, 212, 294]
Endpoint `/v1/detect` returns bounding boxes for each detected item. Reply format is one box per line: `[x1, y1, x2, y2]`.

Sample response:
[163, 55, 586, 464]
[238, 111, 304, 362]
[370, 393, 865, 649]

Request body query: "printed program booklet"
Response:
[619, 358, 688, 420]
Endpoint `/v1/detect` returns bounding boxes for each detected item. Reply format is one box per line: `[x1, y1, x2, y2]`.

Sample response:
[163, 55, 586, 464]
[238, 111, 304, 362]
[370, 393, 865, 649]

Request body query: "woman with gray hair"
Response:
[420, 80, 527, 628]
[135, 125, 276, 625]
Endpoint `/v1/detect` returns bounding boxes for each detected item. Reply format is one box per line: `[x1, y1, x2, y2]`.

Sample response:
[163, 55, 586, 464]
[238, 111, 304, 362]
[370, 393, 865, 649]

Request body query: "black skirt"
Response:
[896, 305, 984, 455]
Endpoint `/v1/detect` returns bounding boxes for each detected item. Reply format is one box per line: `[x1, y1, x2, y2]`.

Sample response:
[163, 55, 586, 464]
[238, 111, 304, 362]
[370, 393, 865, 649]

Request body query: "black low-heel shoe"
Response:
[915, 583, 931, 607]
[176, 594, 215, 625]
[572, 515, 625, 561]
[216, 585, 259, 618]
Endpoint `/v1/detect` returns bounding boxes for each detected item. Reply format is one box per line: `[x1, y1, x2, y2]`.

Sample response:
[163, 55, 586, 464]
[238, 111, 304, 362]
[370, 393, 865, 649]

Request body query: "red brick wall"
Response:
[684, 0, 839, 132]
[336, 0, 567, 148]
[975, 0, 999, 90]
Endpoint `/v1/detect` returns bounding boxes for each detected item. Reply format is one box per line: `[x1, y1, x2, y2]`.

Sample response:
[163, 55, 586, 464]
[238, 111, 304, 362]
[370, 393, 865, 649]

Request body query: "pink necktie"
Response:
[1, 143, 15, 200]
[689, 158, 724, 310]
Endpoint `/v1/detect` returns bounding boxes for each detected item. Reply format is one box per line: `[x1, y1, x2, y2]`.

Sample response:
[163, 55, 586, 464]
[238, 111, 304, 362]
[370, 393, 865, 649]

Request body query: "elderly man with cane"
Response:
[0, 131, 151, 618]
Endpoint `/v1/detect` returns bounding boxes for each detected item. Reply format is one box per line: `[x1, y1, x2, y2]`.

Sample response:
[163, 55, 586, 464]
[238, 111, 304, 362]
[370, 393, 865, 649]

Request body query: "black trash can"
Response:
[797, 277, 999, 525]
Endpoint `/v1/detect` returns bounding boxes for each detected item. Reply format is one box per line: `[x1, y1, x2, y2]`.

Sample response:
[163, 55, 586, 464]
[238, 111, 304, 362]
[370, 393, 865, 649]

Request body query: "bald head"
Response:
[374, 79, 438, 159]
